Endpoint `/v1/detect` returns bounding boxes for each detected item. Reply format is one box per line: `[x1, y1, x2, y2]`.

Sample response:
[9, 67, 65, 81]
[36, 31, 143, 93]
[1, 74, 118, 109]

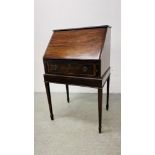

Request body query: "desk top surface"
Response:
[44, 26, 108, 60]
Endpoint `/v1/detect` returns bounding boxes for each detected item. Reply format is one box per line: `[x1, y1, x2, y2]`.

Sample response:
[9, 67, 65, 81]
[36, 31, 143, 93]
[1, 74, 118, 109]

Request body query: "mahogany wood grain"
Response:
[44, 28, 107, 60]
[45, 60, 99, 77]
[43, 25, 111, 133]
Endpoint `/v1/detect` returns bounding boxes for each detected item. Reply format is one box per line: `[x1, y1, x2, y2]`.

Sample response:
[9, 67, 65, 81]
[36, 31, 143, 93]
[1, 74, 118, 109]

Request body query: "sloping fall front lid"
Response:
[44, 26, 110, 60]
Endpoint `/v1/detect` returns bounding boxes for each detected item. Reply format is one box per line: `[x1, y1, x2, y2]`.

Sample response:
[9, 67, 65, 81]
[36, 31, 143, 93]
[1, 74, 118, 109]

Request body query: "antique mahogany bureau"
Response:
[43, 25, 111, 133]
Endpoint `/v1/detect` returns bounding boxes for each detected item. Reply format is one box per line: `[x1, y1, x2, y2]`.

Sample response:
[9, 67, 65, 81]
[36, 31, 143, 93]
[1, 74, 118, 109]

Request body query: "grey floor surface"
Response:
[35, 93, 121, 155]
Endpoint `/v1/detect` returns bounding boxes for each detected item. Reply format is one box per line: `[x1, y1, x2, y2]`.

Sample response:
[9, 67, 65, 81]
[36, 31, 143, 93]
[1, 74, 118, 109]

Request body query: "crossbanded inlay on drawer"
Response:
[46, 61, 97, 77]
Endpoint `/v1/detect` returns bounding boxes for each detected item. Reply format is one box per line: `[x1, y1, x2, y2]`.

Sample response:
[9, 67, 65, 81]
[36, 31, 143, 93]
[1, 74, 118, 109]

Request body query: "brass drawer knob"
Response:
[83, 66, 88, 72]
[52, 64, 58, 71]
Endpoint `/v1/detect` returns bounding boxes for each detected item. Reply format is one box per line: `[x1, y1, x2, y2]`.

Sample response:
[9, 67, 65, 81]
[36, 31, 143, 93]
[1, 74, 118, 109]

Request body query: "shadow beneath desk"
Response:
[55, 94, 116, 130]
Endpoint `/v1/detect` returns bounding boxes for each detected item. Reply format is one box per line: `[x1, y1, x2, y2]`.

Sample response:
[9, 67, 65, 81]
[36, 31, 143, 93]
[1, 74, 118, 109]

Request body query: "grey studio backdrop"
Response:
[34, 0, 121, 93]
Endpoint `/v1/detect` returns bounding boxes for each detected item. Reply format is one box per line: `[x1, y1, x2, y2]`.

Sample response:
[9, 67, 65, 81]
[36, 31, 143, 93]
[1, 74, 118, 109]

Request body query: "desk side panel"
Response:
[100, 28, 111, 76]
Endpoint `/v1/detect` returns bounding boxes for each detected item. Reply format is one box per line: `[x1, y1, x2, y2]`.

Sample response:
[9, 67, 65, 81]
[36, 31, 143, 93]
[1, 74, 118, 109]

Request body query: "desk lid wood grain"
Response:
[44, 25, 111, 60]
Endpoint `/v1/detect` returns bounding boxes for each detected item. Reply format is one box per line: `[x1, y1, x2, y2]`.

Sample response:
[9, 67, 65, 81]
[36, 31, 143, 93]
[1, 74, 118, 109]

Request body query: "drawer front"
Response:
[45, 61, 99, 77]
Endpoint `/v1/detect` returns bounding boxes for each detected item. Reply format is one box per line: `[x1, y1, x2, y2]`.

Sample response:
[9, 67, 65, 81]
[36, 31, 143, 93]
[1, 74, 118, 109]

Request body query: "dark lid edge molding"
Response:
[53, 25, 112, 32]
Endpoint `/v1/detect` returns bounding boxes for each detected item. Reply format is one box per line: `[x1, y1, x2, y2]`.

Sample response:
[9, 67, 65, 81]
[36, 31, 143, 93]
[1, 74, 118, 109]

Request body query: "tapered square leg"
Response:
[44, 81, 54, 120]
[106, 75, 110, 111]
[98, 88, 103, 133]
[66, 84, 70, 103]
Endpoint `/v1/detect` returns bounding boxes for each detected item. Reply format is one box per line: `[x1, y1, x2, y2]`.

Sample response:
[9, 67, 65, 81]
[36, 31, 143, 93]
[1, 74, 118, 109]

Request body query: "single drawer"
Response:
[45, 61, 99, 77]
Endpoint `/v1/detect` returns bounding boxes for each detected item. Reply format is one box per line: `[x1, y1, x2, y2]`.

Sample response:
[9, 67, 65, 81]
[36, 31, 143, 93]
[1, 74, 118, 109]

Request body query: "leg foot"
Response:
[106, 104, 109, 111]
[66, 84, 70, 103]
[44, 81, 54, 120]
[50, 114, 54, 120]
[99, 127, 102, 133]
[98, 88, 103, 133]
[106, 75, 110, 111]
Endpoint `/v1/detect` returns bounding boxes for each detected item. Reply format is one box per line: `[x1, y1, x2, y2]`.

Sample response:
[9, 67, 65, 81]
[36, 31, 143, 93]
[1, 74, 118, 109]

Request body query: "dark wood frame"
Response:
[43, 25, 111, 133]
[44, 68, 110, 133]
